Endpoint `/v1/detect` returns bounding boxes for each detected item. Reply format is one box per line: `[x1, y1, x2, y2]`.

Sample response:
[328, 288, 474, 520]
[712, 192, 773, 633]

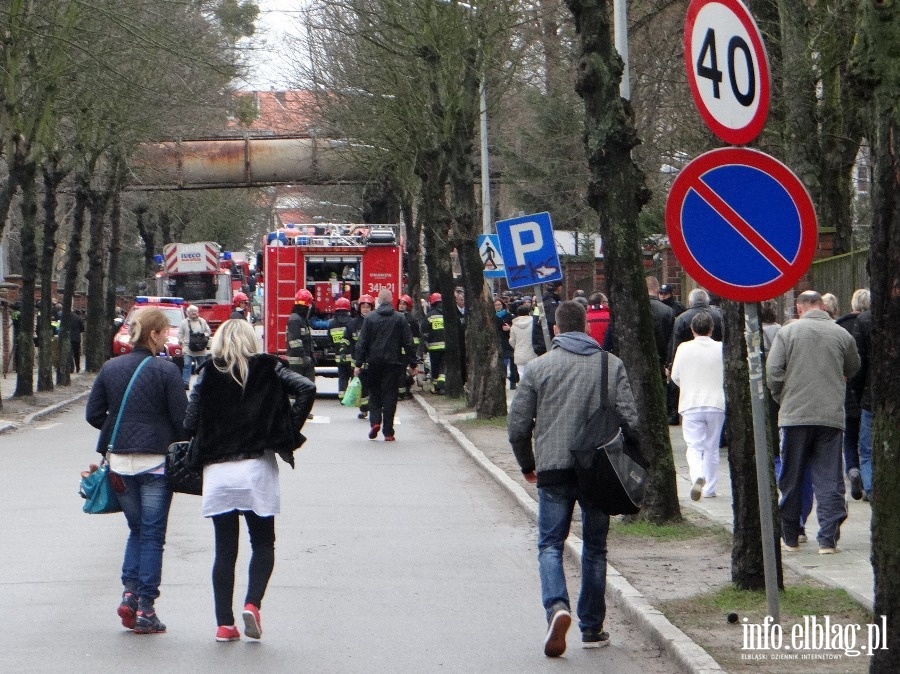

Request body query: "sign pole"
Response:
[533, 285, 553, 352]
[743, 301, 780, 622]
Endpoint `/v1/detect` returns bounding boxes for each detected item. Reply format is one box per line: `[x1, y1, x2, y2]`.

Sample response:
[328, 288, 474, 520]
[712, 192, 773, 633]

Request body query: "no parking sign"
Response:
[665, 147, 817, 303]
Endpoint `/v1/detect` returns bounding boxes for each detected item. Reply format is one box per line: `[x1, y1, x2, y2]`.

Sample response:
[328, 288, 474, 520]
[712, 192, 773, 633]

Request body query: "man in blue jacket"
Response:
[508, 301, 640, 657]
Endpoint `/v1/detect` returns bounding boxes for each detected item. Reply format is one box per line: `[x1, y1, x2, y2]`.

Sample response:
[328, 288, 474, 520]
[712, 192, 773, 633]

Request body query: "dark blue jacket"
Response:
[86, 349, 187, 456]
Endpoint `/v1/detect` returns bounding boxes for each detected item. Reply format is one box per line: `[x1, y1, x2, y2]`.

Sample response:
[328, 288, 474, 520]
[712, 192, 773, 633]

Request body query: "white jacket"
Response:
[671, 336, 725, 412]
[508, 315, 537, 366]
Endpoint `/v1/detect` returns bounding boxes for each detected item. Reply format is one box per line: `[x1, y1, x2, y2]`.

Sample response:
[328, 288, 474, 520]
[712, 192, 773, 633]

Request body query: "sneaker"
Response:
[544, 606, 571, 658]
[581, 628, 610, 648]
[215, 625, 240, 642]
[134, 609, 166, 634]
[690, 477, 706, 501]
[117, 591, 138, 629]
[818, 546, 841, 555]
[849, 469, 863, 500]
[368, 424, 381, 439]
[242, 604, 262, 639]
[384, 436, 396, 442]
[357, 411, 367, 419]
[798, 533, 808, 544]
[782, 541, 801, 552]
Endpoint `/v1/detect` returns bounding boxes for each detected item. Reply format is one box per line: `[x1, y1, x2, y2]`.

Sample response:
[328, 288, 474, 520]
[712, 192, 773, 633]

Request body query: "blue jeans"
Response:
[183, 353, 209, 385]
[117, 472, 172, 602]
[537, 484, 610, 632]
[858, 410, 873, 493]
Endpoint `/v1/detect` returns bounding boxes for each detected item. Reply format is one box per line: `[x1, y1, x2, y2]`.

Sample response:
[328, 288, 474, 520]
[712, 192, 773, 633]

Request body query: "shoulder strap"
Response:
[108, 356, 152, 452]
[600, 349, 609, 409]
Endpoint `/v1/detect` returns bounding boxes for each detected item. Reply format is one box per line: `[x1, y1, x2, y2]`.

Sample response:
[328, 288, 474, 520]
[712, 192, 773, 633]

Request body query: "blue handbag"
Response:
[79, 461, 121, 514]
[80, 357, 151, 514]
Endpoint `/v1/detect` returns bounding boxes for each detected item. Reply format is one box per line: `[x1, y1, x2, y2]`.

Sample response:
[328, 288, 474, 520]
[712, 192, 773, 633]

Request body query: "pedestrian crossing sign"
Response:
[478, 234, 506, 278]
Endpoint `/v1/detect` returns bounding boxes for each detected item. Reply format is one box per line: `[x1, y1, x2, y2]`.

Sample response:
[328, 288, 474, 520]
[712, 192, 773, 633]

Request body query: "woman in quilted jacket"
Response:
[184, 318, 316, 643]
[86, 307, 188, 635]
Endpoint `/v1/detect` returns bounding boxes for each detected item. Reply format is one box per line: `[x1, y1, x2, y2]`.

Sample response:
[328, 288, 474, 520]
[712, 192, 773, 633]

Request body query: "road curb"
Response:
[414, 392, 725, 674]
[19, 391, 92, 426]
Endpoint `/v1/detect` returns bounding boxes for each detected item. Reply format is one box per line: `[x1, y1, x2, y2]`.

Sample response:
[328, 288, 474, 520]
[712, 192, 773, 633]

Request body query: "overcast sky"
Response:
[238, 0, 308, 91]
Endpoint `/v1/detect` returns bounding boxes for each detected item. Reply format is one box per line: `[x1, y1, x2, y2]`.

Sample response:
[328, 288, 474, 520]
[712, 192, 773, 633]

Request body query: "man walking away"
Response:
[354, 290, 417, 442]
[508, 301, 640, 657]
[766, 291, 859, 554]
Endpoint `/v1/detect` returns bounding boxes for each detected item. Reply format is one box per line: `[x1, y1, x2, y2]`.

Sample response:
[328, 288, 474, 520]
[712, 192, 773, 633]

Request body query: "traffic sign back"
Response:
[495, 212, 562, 290]
[665, 147, 816, 302]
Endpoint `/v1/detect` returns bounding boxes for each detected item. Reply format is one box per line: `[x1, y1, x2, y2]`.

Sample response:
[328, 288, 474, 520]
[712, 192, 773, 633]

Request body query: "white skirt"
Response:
[201, 450, 281, 518]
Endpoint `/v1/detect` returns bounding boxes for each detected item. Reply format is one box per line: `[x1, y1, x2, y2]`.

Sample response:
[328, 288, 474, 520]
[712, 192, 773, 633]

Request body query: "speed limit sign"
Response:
[685, 0, 770, 145]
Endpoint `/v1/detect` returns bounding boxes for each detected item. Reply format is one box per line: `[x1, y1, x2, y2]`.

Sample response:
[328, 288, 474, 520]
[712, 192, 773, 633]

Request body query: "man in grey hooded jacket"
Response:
[508, 301, 640, 657]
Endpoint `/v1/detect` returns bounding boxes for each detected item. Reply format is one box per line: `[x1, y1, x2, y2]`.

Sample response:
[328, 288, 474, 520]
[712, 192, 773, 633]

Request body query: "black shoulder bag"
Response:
[570, 350, 648, 515]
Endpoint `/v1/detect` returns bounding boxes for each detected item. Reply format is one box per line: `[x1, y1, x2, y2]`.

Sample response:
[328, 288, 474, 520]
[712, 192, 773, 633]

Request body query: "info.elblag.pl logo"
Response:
[741, 615, 888, 660]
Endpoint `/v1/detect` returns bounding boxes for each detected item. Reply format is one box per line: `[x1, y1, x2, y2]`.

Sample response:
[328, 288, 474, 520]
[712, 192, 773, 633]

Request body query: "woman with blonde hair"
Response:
[184, 318, 316, 642]
[86, 307, 188, 634]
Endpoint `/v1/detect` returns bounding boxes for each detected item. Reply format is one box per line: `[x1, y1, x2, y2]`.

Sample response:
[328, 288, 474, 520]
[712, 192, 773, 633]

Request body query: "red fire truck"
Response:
[261, 224, 403, 375]
[156, 242, 234, 333]
[219, 251, 252, 295]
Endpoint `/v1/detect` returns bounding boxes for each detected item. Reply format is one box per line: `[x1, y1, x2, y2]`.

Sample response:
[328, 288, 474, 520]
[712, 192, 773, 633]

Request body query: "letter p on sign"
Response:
[509, 221, 543, 266]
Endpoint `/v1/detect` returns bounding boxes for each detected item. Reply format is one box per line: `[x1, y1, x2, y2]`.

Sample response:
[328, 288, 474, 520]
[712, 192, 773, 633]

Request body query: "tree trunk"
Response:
[14, 160, 38, 398]
[36, 157, 66, 391]
[722, 300, 784, 590]
[84, 189, 110, 372]
[853, 2, 900, 669]
[362, 174, 401, 224]
[0, 174, 20, 242]
[566, 0, 680, 523]
[402, 196, 423, 321]
[776, 0, 821, 203]
[57, 186, 88, 387]
[106, 190, 123, 334]
[134, 205, 156, 278]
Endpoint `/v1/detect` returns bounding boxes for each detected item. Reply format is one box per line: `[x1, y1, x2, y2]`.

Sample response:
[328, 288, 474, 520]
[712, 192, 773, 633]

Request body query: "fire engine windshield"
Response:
[164, 274, 229, 303]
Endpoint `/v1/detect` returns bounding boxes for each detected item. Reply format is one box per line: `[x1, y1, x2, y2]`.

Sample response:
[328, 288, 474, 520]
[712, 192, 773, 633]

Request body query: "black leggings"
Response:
[212, 510, 276, 626]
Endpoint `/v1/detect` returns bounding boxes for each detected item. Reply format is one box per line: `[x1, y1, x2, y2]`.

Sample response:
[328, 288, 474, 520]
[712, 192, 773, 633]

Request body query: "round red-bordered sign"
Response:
[665, 147, 817, 303]
[684, 0, 770, 145]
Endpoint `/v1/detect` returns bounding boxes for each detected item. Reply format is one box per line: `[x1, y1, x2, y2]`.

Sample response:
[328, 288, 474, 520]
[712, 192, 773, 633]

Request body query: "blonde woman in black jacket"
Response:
[184, 319, 316, 642]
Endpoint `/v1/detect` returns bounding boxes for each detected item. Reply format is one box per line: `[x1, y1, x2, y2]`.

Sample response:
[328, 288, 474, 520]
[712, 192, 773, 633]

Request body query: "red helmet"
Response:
[399, 294, 413, 307]
[294, 289, 313, 306]
[358, 294, 375, 307]
[334, 297, 351, 311]
[233, 291, 249, 306]
[429, 292, 442, 304]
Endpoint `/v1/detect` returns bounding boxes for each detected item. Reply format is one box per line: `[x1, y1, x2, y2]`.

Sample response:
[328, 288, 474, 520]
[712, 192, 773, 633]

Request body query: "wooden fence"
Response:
[809, 249, 870, 316]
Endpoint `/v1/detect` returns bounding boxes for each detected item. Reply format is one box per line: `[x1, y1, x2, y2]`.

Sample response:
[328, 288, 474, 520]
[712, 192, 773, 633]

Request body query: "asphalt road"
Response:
[0, 397, 678, 673]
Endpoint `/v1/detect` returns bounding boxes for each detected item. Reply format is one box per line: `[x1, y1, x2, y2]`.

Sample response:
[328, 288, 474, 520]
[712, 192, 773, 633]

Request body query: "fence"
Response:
[809, 249, 870, 316]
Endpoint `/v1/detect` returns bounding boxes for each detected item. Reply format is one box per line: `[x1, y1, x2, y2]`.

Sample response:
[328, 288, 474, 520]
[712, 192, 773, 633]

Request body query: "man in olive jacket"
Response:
[508, 301, 639, 657]
[766, 290, 860, 554]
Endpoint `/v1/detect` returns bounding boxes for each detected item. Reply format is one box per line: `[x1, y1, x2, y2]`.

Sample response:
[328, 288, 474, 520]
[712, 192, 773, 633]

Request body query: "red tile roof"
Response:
[229, 90, 318, 136]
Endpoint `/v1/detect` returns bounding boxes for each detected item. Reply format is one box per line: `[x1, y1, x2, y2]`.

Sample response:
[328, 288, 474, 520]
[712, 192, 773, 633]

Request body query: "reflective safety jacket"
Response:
[342, 314, 366, 364]
[286, 309, 314, 368]
[327, 311, 353, 362]
[422, 307, 445, 351]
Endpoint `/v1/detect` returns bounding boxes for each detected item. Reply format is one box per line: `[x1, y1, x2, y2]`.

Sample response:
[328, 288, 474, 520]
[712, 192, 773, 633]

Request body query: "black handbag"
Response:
[166, 438, 203, 495]
[570, 351, 648, 515]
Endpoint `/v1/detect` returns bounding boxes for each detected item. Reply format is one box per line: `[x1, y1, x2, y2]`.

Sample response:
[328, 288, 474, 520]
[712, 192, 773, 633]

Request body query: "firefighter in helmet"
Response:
[421, 292, 446, 393]
[343, 294, 374, 418]
[397, 294, 421, 399]
[328, 296, 353, 397]
[286, 288, 316, 384]
[230, 291, 251, 320]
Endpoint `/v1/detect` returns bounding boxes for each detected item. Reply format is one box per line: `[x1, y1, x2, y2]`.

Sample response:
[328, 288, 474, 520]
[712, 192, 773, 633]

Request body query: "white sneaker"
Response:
[690, 477, 706, 501]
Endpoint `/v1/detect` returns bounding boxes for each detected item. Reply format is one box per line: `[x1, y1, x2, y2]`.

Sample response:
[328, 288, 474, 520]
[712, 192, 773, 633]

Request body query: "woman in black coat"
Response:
[184, 319, 316, 642]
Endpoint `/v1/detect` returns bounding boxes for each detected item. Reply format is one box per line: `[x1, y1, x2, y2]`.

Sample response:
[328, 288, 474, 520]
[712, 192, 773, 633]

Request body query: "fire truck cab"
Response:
[261, 224, 403, 375]
[156, 242, 234, 333]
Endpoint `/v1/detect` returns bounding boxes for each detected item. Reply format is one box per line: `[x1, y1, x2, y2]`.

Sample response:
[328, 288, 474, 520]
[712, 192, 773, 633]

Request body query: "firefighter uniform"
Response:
[328, 305, 353, 396]
[286, 305, 316, 383]
[397, 296, 421, 399]
[343, 301, 373, 417]
[422, 297, 446, 393]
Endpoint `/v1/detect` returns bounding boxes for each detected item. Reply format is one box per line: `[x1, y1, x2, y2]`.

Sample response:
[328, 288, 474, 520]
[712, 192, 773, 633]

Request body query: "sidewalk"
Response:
[0, 369, 94, 432]
[414, 389, 875, 672]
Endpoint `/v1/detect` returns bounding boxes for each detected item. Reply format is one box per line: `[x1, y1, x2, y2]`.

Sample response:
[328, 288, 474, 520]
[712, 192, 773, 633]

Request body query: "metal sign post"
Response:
[744, 302, 780, 622]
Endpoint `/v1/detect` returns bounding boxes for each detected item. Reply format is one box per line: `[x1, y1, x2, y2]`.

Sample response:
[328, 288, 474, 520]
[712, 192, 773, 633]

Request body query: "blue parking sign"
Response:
[495, 212, 562, 289]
